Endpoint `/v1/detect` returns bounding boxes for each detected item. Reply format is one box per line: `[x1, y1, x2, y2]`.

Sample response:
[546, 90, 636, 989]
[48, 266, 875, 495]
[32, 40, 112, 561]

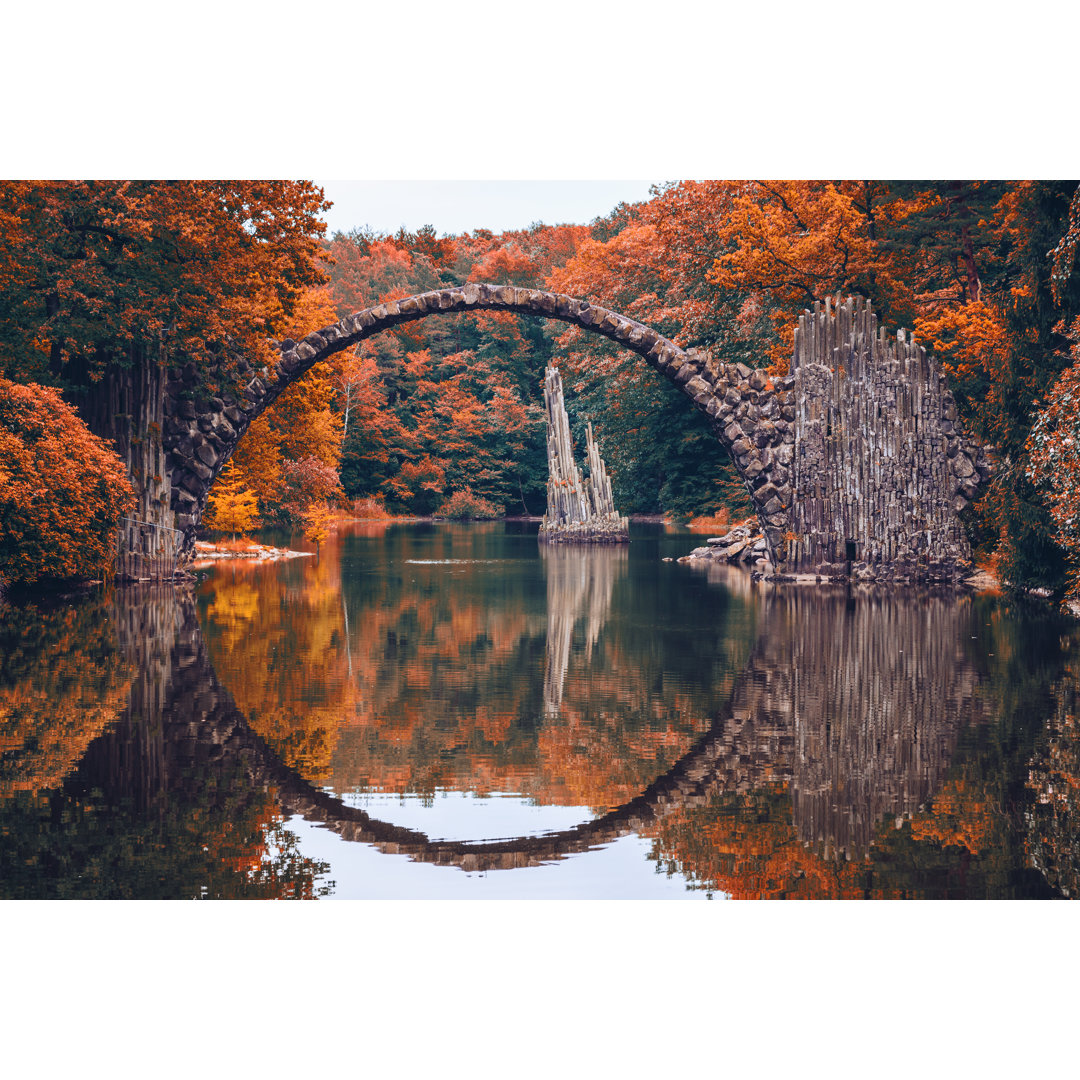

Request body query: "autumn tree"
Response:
[960, 182, 1080, 593]
[321, 224, 582, 514]
[546, 185, 762, 518]
[202, 460, 259, 542]
[302, 504, 332, 554]
[204, 283, 345, 529]
[0, 377, 134, 587]
[279, 455, 345, 525]
[0, 181, 330, 533]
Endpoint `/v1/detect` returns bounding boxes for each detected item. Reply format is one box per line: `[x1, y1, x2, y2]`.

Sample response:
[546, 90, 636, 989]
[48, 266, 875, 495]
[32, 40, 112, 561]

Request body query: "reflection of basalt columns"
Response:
[541, 545, 628, 717]
[538, 367, 629, 543]
[729, 590, 982, 859]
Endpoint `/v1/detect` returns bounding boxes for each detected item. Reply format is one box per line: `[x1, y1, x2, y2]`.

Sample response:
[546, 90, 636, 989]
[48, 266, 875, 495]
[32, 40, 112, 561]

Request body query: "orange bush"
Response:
[0, 378, 134, 586]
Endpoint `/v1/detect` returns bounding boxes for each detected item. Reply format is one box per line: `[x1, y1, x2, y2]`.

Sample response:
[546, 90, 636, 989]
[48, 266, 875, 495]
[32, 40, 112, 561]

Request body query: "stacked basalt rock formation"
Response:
[538, 366, 629, 543]
[678, 296, 991, 584]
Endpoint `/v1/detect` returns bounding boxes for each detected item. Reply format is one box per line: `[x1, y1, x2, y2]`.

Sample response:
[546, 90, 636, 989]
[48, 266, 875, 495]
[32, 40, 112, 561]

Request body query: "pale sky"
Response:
[315, 180, 660, 238]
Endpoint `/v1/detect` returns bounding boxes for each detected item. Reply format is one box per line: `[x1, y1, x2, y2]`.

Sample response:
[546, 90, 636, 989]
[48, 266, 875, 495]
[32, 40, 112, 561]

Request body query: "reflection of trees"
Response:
[6, 535, 1079, 896]
[0, 598, 132, 797]
[0, 588, 331, 899]
[198, 524, 751, 811]
[1026, 660, 1080, 897]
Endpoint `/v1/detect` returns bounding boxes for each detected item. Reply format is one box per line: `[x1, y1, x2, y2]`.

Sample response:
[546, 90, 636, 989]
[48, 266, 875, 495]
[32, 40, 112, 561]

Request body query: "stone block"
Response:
[951, 454, 975, 478]
[753, 423, 775, 448]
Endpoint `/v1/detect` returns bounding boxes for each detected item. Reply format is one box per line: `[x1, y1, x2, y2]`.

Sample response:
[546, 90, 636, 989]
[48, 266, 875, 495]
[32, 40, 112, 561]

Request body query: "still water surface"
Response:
[2, 520, 1078, 898]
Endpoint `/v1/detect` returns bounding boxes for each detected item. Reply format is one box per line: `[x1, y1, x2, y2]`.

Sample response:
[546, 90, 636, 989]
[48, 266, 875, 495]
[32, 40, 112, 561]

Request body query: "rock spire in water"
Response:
[539, 366, 629, 544]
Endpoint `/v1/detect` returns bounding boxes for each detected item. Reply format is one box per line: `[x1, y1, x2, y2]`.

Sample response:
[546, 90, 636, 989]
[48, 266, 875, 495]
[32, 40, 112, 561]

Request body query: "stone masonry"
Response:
[163, 285, 988, 583]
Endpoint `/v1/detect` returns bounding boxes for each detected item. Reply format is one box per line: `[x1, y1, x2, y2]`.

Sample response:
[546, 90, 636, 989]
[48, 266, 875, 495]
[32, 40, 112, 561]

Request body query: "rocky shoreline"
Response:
[670, 518, 994, 590]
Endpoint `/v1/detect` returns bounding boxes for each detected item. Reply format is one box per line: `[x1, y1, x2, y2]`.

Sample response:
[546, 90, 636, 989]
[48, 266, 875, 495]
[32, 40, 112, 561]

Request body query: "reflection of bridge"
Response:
[90, 582, 986, 871]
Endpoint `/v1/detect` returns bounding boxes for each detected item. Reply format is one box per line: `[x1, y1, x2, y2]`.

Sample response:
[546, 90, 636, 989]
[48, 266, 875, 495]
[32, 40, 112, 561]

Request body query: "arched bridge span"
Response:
[164, 283, 788, 549]
[164, 287, 990, 582]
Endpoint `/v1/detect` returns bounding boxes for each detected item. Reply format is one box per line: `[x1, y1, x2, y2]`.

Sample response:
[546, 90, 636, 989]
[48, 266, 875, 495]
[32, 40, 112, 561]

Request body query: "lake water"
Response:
[2, 520, 1078, 899]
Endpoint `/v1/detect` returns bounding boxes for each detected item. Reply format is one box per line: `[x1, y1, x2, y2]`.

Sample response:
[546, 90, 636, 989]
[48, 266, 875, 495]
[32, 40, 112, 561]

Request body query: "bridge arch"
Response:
[164, 287, 989, 581]
[164, 283, 791, 555]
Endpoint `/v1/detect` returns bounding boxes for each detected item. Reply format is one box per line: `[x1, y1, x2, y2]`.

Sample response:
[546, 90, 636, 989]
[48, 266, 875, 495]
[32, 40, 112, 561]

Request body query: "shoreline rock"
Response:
[672, 518, 1005, 593]
[675, 519, 770, 571]
[191, 541, 311, 565]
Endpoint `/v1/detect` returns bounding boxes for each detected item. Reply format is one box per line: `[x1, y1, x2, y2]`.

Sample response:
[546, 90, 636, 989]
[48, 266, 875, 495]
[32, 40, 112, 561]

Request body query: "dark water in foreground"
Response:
[2, 520, 1079, 899]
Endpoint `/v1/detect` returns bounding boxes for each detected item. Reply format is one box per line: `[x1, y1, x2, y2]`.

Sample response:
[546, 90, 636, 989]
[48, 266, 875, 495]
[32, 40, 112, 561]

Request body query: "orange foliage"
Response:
[202, 460, 259, 539]
[685, 508, 732, 533]
[0, 600, 133, 796]
[706, 180, 910, 369]
[909, 777, 996, 854]
[0, 378, 134, 585]
[0, 181, 330, 380]
[915, 299, 1012, 436]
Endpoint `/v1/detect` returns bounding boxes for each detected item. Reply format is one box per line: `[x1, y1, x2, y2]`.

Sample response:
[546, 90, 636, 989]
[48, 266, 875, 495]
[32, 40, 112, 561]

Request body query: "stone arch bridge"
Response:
[162, 285, 989, 583]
